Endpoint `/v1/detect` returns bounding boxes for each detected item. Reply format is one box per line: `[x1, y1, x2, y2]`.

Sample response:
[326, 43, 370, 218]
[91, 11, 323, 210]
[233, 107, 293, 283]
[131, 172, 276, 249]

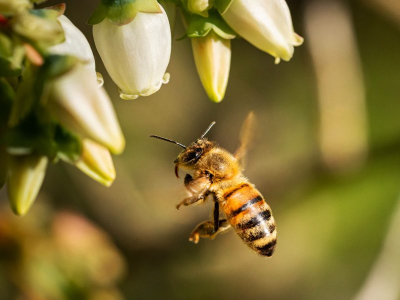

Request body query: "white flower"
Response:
[8, 155, 48, 216]
[48, 64, 125, 154]
[93, 5, 171, 100]
[50, 15, 102, 85]
[222, 0, 303, 63]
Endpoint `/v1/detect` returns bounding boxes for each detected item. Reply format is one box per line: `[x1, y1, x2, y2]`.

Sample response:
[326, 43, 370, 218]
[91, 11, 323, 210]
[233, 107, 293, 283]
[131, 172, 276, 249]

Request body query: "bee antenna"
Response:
[200, 121, 216, 139]
[150, 135, 186, 149]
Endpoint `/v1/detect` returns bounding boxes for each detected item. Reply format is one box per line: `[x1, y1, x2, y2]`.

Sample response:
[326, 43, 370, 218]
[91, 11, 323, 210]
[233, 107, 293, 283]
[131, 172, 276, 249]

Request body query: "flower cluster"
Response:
[0, 0, 124, 215]
[0, 0, 302, 216]
[89, 0, 302, 103]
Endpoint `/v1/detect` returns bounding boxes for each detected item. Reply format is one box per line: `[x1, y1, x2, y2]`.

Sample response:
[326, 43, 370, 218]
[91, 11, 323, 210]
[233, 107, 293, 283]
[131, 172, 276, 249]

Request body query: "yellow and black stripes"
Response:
[227, 195, 263, 218]
[222, 183, 277, 257]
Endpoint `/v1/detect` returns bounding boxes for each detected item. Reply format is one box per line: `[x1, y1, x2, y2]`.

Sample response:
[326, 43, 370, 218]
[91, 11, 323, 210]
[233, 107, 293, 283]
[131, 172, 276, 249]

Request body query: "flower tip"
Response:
[108, 136, 126, 155]
[118, 72, 170, 100]
[293, 33, 304, 46]
[97, 72, 104, 87]
[207, 89, 225, 103]
[75, 139, 117, 186]
[162, 72, 170, 84]
[119, 91, 139, 100]
[274, 57, 281, 64]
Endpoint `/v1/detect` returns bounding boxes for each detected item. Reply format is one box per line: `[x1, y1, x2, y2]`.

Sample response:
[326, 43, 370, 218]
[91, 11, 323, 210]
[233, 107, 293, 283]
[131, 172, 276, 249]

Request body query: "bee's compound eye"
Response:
[185, 151, 197, 161]
[184, 148, 203, 163]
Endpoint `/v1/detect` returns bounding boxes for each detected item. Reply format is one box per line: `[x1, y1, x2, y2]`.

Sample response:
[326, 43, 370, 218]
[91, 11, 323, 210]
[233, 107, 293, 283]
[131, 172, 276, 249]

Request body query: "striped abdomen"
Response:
[222, 183, 277, 257]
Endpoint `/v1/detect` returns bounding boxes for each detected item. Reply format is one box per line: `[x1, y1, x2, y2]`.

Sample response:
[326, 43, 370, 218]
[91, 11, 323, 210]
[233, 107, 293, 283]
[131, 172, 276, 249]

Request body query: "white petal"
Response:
[49, 64, 125, 154]
[50, 15, 97, 76]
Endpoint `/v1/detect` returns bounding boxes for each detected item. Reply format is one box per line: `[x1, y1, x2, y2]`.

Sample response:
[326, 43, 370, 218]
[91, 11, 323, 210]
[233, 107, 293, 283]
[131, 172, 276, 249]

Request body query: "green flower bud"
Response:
[191, 31, 231, 102]
[75, 139, 116, 187]
[188, 0, 214, 17]
[12, 10, 64, 46]
[221, 0, 303, 63]
[0, 0, 31, 15]
[8, 154, 48, 216]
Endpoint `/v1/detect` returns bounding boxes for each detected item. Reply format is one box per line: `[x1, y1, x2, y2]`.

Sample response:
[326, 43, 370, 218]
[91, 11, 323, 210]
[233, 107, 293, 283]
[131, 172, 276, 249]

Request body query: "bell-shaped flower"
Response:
[93, 5, 171, 100]
[221, 0, 303, 63]
[7, 155, 48, 216]
[50, 15, 101, 84]
[75, 139, 116, 187]
[191, 31, 231, 102]
[48, 63, 125, 154]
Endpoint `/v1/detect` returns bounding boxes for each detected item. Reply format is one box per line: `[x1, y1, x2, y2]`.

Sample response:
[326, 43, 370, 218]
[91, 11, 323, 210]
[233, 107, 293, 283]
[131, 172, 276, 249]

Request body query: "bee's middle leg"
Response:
[189, 202, 231, 244]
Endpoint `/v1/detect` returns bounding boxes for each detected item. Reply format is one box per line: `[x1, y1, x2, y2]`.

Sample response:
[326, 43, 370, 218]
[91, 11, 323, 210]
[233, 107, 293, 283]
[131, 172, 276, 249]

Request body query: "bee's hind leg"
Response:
[189, 202, 231, 244]
[189, 219, 231, 244]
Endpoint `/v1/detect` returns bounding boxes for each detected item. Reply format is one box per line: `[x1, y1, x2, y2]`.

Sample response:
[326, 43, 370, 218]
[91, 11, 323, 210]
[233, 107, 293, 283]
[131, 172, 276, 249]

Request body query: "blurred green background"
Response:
[1, 0, 400, 299]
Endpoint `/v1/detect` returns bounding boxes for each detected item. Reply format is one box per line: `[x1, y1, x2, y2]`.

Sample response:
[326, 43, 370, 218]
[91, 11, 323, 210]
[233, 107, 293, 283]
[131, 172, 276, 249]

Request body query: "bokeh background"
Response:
[1, 0, 400, 299]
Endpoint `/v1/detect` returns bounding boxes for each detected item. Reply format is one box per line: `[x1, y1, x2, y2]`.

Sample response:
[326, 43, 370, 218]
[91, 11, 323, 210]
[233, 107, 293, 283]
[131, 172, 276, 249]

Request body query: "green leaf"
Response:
[8, 66, 37, 127]
[5, 114, 57, 159]
[0, 33, 24, 77]
[0, 81, 13, 185]
[214, 0, 233, 14]
[44, 55, 77, 79]
[54, 125, 82, 163]
[0, 146, 8, 189]
[0, 78, 14, 127]
[5, 113, 82, 162]
[89, 0, 162, 26]
[87, 4, 107, 25]
[186, 9, 236, 39]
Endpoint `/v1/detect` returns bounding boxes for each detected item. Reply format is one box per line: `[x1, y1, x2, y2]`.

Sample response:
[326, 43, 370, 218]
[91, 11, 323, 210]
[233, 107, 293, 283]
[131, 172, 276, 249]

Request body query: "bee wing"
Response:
[234, 111, 256, 168]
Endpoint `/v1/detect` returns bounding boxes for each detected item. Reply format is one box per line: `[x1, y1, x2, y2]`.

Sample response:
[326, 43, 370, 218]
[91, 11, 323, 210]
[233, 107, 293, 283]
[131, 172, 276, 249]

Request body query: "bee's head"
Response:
[150, 121, 216, 178]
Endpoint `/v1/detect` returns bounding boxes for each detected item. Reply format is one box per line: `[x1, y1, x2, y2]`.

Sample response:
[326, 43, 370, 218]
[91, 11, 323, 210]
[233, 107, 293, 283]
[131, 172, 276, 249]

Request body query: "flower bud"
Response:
[50, 15, 98, 83]
[93, 5, 171, 100]
[75, 139, 116, 187]
[12, 10, 64, 46]
[48, 64, 125, 154]
[7, 155, 48, 216]
[221, 0, 303, 63]
[0, 0, 31, 15]
[191, 31, 231, 102]
[188, 0, 213, 17]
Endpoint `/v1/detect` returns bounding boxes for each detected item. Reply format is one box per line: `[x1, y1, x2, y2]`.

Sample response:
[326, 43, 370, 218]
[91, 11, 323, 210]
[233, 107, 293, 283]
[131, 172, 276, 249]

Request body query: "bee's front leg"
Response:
[176, 190, 209, 209]
[176, 174, 211, 209]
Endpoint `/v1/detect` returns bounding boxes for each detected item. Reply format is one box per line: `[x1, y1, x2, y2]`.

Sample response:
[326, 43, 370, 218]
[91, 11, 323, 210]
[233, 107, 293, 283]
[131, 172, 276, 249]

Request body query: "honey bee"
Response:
[150, 113, 277, 257]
